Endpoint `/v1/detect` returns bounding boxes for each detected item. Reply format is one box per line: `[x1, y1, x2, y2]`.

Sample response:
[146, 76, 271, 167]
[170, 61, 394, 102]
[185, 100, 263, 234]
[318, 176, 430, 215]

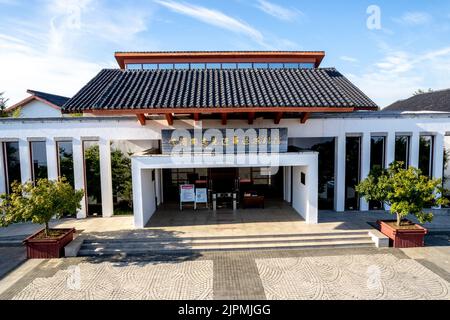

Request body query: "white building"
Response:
[0, 51, 448, 228]
[6, 89, 69, 118]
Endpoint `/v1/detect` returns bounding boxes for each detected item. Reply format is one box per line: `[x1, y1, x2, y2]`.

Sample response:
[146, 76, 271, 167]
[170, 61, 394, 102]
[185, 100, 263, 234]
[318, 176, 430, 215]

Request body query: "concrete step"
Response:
[82, 234, 371, 247]
[82, 231, 370, 243]
[78, 231, 375, 256]
[0, 236, 25, 247]
[78, 239, 375, 256]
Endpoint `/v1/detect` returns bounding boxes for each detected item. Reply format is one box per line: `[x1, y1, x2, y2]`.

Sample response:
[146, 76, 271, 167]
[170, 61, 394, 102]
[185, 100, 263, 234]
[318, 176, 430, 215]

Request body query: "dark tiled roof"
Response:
[384, 89, 450, 112]
[27, 90, 70, 108]
[62, 68, 378, 112]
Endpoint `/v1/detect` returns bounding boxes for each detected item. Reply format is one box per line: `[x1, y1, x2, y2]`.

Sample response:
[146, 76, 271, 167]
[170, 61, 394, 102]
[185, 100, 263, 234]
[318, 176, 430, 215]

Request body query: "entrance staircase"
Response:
[77, 231, 376, 256]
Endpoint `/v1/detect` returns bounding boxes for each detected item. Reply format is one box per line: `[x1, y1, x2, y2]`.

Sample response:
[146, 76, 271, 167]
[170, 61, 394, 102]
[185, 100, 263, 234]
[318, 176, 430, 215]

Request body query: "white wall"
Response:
[291, 164, 318, 224]
[133, 168, 156, 228]
[445, 136, 450, 190]
[17, 100, 62, 118]
[292, 166, 307, 220]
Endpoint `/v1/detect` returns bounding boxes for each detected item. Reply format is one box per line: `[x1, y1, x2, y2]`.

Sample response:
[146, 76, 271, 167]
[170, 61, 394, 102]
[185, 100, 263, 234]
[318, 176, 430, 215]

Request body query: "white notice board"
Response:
[180, 184, 195, 203]
[195, 188, 208, 203]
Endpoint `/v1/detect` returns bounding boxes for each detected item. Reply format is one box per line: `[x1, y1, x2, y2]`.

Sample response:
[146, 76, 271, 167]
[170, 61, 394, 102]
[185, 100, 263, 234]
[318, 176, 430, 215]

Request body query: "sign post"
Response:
[180, 184, 195, 211]
[195, 188, 208, 210]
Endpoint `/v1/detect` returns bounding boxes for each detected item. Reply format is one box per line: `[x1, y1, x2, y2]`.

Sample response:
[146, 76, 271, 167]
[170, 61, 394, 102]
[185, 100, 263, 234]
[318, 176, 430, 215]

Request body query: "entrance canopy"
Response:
[131, 152, 318, 228]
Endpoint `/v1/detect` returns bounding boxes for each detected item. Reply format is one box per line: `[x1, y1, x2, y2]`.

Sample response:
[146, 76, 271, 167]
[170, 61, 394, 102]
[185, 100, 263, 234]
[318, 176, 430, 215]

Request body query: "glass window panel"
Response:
[370, 136, 385, 170]
[299, 63, 314, 68]
[239, 168, 251, 180]
[174, 63, 190, 69]
[57, 141, 74, 187]
[395, 136, 410, 168]
[253, 63, 268, 69]
[30, 141, 47, 181]
[237, 63, 252, 69]
[206, 63, 221, 69]
[419, 136, 434, 177]
[269, 63, 284, 69]
[283, 63, 299, 68]
[370, 136, 385, 210]
[3, 142, 21, 194]
[127, 64, 143, 70]
[142, 64, 157, 70]
[83, 141, 102, 216]
[221, 63, 237, 69]
[190, 63, 206, 69]
[345, 136, 361, 210]
[158, 64, 174, 70]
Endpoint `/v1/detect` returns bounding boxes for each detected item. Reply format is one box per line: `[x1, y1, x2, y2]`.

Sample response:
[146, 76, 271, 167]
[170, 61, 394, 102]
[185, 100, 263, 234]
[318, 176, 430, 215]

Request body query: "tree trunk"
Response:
[396, 213, 402, 227]
[45, 222, 49, 237]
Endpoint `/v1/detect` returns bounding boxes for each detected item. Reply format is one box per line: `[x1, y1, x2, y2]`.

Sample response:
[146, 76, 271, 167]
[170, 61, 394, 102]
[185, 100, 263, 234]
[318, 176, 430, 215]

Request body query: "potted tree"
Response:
[0, 178, 84, 258]
[356, 162, 448, 248]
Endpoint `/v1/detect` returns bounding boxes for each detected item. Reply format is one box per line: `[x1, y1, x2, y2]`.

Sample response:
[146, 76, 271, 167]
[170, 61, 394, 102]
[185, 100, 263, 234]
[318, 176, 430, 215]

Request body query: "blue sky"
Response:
[1, 0, 450, 107]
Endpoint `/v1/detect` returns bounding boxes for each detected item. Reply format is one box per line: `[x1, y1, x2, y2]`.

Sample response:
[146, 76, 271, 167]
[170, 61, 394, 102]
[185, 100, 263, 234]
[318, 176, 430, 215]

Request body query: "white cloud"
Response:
[46, 0, 151, 54]
[0, 0, 155, 104]
[340, 56, 358, 63]
[395, 12, 432, 26]
[348, 46, 450, 107]
[255, 0, 303, 22]
[154, 0, 264, 43]
[0, 33, 106, 104]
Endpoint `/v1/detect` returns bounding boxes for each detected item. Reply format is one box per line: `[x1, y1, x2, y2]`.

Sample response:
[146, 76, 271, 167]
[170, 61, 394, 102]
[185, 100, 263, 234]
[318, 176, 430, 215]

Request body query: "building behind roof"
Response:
[6, 89, 70, 118]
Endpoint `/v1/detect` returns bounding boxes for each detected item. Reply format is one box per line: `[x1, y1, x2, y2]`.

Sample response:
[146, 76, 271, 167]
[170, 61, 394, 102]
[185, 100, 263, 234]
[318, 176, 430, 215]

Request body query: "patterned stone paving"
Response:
[2, 248, 450, 300]
[256, 254, 450, 300]
[12, 260, 213, 300]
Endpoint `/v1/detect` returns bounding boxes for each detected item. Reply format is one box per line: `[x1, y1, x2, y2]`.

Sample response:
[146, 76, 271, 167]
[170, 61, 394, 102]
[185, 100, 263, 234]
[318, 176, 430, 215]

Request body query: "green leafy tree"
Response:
[111, 149, 133, 207]
[84, 145, 102, 202]
[0, 92, 9, 117]
[356, 162, 449, 227]
[84, 144, 132, 207]
[0, 178, 84, 237]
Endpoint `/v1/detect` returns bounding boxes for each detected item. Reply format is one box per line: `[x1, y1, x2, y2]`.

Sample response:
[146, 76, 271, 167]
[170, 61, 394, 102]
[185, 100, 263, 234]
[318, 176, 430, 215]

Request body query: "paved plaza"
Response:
[1, 209, 449, 300]
[0, 247, 449, 300]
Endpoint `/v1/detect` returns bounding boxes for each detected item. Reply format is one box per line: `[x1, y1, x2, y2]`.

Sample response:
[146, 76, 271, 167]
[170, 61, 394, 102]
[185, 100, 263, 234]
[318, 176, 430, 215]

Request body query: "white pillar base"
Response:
[73, 139, 87, 219]
[334, 135, 345, 212]
[360, 133, 371, 211]
[99, 139, 114, 218]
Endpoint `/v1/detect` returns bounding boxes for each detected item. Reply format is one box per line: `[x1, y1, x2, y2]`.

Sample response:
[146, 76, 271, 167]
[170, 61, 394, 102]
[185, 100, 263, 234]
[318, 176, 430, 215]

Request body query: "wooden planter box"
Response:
[23, 228, 75, 259]
[377, 220, 427, 248]
[242, 195, 265, 209]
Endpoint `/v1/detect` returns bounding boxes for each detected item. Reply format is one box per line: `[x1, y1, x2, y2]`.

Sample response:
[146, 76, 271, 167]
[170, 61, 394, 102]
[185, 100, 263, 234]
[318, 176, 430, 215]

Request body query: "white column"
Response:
[155, 168, 161, 206]
[433, 133, 445, 180]
[385, 132, 396, 168]
[359, 133, 371, 211]
[159, 169, 164, 204]
[19, 138, 31, 183]
[99, 138, 114, 217]
[46, 138, 59, 181]
[409, 132, 420, 168]
[306, 157, 319, 224]
[72, 139, 87, 219]
[433, 133, 445, 209]
[383, 132, 396, 211]
[285, 166, 291, 202]
[334, 135, 346, 212]
[0, 144, 6, 195]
